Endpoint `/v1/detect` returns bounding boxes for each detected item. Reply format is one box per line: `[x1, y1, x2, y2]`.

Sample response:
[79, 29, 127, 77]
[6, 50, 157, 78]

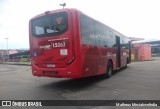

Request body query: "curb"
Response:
[0, 62, 31, 66]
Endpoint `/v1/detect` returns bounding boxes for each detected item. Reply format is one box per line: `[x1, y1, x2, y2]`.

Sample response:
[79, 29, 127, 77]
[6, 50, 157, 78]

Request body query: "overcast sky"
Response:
[0, 0, 160, 49]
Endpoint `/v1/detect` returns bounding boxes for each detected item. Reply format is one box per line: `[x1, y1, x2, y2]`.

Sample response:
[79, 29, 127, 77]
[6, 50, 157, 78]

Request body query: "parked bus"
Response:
[29, 8, 131, 78]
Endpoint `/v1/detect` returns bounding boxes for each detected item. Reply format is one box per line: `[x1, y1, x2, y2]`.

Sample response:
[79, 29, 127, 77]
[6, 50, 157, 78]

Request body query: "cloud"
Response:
[1, 0, 160, 49]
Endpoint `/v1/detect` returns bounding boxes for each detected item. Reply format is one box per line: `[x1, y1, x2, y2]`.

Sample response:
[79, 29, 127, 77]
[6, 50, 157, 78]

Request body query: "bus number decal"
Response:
[53, 42, 66, 48]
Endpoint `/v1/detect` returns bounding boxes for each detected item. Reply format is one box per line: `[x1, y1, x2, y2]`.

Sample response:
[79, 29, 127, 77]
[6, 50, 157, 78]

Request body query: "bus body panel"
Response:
[31, 56, 82, 78]
[29, 8, 131, 78]
[30, 11, 74, 68]
[30, 9, 84, 78]
[81, 45, 117, 77]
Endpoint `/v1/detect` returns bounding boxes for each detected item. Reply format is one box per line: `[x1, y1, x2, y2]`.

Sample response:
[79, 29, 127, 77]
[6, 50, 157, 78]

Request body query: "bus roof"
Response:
[30, 8, 130, 40]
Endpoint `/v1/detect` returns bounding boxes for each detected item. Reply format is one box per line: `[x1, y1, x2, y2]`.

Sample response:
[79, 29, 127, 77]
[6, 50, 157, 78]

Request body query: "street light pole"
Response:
[59, 3, 66, 9]
[5, 38, 9, 62]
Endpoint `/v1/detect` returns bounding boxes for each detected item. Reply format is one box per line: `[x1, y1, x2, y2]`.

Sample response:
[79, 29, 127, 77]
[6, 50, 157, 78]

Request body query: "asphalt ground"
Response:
[0, 57, 160, 109]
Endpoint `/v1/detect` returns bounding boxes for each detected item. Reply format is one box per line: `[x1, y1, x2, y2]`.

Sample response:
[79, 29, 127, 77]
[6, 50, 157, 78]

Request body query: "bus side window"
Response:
[104, 29, 109, 47]
[121, 38, 129, 49]
[94, 22, 108, 47]
[108, 30, 116, 47]
[80, 14, 95, 45]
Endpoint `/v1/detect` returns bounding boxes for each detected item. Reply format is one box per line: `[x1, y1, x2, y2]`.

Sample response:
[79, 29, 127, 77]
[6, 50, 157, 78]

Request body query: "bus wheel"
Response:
[105, 61, 113, 78]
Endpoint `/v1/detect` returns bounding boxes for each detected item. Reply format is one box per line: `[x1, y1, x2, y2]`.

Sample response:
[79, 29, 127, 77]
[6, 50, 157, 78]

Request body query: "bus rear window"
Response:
[31, 12, 68, 37]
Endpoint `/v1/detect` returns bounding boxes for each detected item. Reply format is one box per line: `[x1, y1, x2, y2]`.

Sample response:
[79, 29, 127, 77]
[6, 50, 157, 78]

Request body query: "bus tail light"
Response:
[67, 57, 75, 65]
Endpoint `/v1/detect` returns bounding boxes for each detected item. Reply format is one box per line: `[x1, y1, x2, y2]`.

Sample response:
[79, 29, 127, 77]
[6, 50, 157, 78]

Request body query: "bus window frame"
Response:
[31, 12, 68, 38]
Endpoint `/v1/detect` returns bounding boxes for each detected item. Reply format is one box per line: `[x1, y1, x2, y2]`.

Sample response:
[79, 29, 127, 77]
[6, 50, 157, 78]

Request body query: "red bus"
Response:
[29, 8, 131, 78]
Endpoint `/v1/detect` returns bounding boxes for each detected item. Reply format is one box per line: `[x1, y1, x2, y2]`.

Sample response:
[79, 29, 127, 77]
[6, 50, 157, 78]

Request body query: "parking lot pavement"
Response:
[0, 57, 160, 109]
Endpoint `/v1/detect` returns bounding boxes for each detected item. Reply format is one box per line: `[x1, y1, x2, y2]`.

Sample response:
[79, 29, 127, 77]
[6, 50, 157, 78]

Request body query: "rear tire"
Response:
[105, 61, 113, 78]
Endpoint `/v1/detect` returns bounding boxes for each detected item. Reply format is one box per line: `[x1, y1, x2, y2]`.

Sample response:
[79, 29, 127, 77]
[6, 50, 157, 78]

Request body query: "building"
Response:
[130, 37, 160, 61]
[131, 44, 151, 61]
[142, 40, 160, 56]
[0, 49, 29, 62]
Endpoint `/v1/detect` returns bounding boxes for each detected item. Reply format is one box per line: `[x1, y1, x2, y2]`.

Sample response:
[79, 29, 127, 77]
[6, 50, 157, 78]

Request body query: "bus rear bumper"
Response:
[31, 63, 82, 78]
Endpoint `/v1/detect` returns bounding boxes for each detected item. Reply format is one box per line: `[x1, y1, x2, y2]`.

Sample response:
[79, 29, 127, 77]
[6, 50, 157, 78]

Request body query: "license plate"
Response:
[47, 64, 55, 67]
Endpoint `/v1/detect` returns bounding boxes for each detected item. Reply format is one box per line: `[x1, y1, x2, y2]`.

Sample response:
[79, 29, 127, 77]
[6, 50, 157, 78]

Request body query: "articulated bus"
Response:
[29, 8, 131, 78]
